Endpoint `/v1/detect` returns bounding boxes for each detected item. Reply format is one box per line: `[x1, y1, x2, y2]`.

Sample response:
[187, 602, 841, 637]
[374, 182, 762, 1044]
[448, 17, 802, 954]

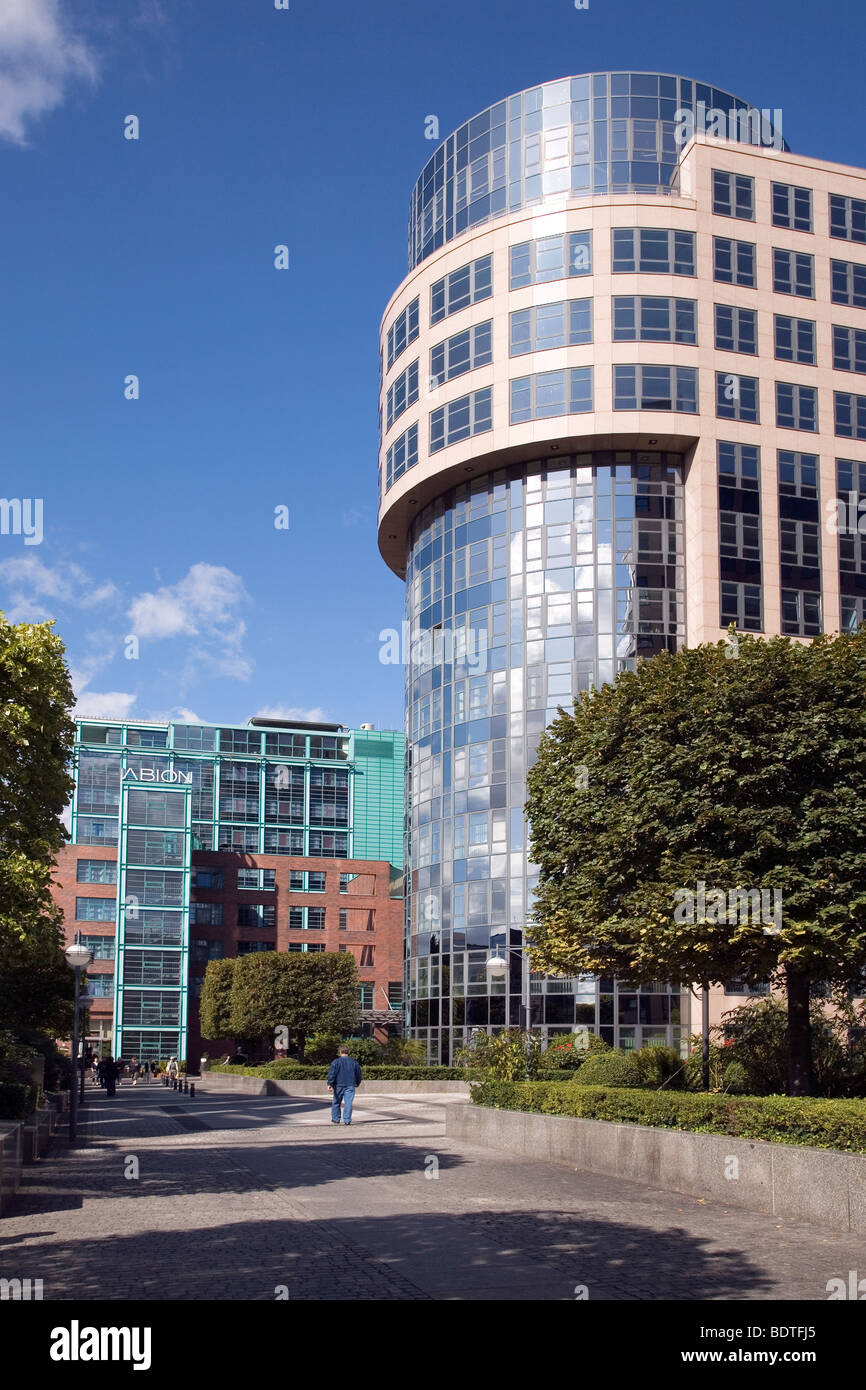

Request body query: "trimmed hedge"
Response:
[209, 1063, 472, 1081]
[470, 1081, 866, 1153]
[209, 1063, 571, 1082]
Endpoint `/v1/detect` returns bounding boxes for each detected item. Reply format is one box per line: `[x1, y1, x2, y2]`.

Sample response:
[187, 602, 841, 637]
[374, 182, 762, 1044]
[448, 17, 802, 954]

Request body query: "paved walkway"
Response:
[0, 1081, 859, 1300]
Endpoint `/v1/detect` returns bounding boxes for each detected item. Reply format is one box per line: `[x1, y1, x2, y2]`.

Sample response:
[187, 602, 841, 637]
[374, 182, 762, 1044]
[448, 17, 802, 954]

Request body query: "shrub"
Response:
[339, 1037, 384, 1064]
[302, 1032, 343, 1065]
[382, 1037, 428, 1065]
[721, 1061, 750, 1094]
[0, 1082, 31, 1120]
[630, 1045, 687, 1090]
[574, 1051, 642, 1087]
[470, 1081, 866, 1151]
[455, 1030, 544, 1081]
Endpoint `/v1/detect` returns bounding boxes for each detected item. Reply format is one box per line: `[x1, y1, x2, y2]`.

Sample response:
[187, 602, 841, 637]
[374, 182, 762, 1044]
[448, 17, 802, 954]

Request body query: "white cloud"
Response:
[0, 0, 98, 145]
[254, 704, 331, 724]
[0, 556, 119, 623]
[127, 563, 252, 680]
[74, 689, 136, 720]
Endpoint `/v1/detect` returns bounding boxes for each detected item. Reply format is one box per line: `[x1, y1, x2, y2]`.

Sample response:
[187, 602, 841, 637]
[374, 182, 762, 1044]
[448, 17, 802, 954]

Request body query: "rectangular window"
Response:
[429, 388, 492, 452]
[238, 904, 276, 928]
[289, 870, 305, 891]
[339, 909, 348, 930]
[308, 831, 348, 858]
[720, 581, 762, 632]
[386, 359, 419, 429]
[172, 723, 216, 751]
[780, 517, 821, 567]
[774, 314, 816, 364]
[714, 304, 757, 354]
[612, 365, 698, 412]
[718, 440, 760, 491]
[771, 182, 812, 232]
[781, 589, 822, 636]
[81, 935, 116, 962]
[509, 368, 592, 423]
[75, 896, 115, 922]
[237, 941, 276, 954]
[613, 296, 697, 344]
[308, 871, 326, 892]
[833, 324, 866, 374]
[385, 422, 419, 489]
[430, 322, 493, 384]
[263, 828, 305, 855]
[509, 299, 592, 355]
[776, 381, 818, 431]
[388, 981, 404, 1007]
[189, 902, 223, 925]
[829, 193, 866, 244]
[719, 510, 761, 562]
[712, 169, 754, 220]
[308, 907, 325, 930]
[831, 259, 866, 309]
[339, 873, 358, 893]
[773, 247, 814, 297]
[76, 860, 117, 884]
[716, 371, 759, 422]
[778, 450, 819, 499]
[430, 255, 492, 325]
[193, 869, 224, 889]
[127, 789, 185, 828]
[611, 227, 695, 276]
[835, 391, 866, 439]
[358, 983, 375, 1009]
[190, 939, 222, 962]
[713, 237, 756, 287]
[217, 825, 259, 853]
[386, 297, 419, 369]
[509, 231, 592, 289]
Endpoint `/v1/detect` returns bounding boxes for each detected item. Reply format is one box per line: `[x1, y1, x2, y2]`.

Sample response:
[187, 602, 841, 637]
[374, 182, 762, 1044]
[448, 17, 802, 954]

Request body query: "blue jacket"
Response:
[328, 1056, 362, 1089]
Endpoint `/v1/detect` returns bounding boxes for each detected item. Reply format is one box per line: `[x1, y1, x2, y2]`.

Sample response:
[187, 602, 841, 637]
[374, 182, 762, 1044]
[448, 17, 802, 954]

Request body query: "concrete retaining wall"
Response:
[200, 1073, 470, 1098]
[447, 1103, 866, 1234]
[0, 1123, 23, 1214]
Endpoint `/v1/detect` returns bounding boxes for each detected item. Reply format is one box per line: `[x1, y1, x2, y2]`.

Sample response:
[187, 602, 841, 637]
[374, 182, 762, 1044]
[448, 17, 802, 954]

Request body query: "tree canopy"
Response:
[202, 952, 361, 1062]
[0, 616, 76, 1038]
[526, 630, 866, 1094]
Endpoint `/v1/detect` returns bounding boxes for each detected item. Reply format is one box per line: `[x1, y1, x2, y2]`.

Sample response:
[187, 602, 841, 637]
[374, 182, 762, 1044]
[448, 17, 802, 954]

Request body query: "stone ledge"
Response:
[199, 1074, 471, 1097]
[447, 1103, 866, 1234]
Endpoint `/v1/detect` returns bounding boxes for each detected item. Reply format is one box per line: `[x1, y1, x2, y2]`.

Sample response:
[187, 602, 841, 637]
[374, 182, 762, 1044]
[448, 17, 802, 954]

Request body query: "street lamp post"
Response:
[64, 937, 92, 1146]
[486, 943, 530, 1030]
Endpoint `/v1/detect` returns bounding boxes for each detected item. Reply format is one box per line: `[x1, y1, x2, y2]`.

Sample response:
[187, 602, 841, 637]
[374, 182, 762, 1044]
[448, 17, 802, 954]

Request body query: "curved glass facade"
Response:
[405, 453, 685, 1061]
[408, 72, 787, 269]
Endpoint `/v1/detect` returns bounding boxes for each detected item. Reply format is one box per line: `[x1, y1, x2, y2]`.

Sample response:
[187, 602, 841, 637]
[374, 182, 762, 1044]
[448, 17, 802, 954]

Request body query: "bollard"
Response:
[189, 1083, 195, 1098]
[182, 1078, 188, 1093]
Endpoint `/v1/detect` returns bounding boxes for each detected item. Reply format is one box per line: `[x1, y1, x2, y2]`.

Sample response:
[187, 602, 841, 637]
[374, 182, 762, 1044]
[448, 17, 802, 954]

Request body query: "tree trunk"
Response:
[785, 966, 813, 1096]
[701, 986, 710, 1091]
[297, 1030, 306, 1065]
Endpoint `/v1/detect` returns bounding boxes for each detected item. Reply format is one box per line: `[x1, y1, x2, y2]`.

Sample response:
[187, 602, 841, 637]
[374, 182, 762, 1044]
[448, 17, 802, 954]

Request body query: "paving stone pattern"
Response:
[0, 1081, 860, 1301]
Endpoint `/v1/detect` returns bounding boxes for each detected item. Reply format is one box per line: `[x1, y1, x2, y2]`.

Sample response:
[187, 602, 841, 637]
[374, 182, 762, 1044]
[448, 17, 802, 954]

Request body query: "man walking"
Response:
[102, 1056, 118, 1098]
[327, 1045, 362, 1126]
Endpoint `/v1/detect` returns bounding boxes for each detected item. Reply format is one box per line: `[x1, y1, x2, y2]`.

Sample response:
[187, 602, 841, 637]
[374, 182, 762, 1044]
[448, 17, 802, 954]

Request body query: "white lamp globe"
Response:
[65, 943, 92, 970]
[486, 953, 508, 978]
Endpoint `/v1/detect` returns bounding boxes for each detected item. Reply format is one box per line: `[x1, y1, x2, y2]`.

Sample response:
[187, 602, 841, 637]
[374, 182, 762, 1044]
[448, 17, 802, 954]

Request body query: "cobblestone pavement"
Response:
[0, 1081, 860, 1301]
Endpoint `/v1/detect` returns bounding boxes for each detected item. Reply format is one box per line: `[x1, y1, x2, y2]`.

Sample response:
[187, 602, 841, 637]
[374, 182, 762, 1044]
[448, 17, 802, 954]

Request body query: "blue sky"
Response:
[1, 0, 864, 732]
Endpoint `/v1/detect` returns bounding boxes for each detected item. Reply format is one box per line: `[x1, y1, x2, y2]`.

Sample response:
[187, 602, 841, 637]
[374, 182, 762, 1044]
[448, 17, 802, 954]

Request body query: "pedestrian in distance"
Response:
[130, 1056, 139, 1087]
[102, 1056, 118, 1098]
[143, 1060, 152, 1085]
[327, 1046, 362, 1126]
[116, 1057, 125, 1087]
[167, 1057, 179, 1082]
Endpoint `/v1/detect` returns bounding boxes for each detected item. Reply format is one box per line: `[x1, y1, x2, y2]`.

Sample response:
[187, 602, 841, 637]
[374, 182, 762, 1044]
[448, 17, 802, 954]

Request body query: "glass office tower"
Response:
[378, 71, 866, 1059]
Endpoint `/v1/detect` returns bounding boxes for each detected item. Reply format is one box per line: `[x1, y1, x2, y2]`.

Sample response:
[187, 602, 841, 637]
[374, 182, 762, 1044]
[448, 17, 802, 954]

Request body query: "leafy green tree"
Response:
[229, 951, 359, 1062]
[526, 631, 866, 1096]
[0, 615, 76, 1039]
[199, 957, 237, 1042]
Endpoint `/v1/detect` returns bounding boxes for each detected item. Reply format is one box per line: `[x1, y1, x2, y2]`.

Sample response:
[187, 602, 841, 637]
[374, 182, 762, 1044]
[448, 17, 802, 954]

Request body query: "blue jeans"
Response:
[331, 1086, 355, 1124]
